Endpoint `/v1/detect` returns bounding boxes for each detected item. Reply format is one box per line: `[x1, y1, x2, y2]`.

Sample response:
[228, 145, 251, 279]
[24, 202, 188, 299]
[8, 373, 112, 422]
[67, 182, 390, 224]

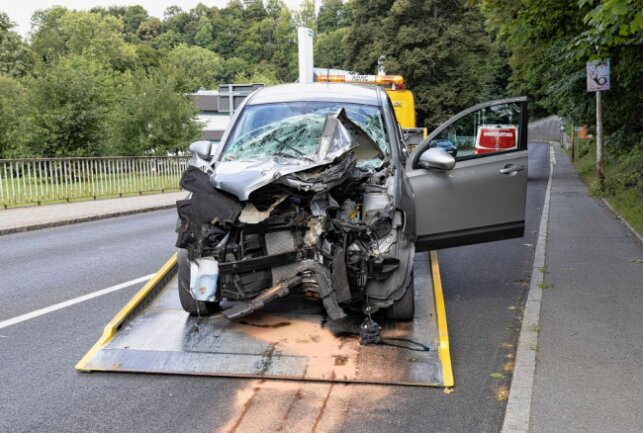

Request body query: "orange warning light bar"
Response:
[315, 73, 405, 88]
[316, 75, 346, 83]
[375, 75, 405, 86]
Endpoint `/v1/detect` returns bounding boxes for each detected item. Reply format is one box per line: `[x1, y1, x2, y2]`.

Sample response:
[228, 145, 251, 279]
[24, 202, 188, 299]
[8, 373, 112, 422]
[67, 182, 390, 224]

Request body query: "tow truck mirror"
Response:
[418, 148, 455, 171]
[189, 140, 213, 160]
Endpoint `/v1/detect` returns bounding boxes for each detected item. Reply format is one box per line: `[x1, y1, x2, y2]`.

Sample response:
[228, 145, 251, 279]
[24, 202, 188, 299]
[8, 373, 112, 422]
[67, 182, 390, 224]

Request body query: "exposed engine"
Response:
[175, 109, 414, 322]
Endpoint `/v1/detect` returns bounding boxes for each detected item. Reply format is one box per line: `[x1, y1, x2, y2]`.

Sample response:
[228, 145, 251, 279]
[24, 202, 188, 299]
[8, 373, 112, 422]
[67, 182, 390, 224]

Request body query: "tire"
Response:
[177, 249, 219, 315]
[386, 270, 415, 320]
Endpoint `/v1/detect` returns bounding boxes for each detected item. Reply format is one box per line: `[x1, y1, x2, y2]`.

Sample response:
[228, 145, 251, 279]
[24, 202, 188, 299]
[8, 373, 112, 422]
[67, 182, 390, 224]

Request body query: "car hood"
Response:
[210, 108, 385, 201]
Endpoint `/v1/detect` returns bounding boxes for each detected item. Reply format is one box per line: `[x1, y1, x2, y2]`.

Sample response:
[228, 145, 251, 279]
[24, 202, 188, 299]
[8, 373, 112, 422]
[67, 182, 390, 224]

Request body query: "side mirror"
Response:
[418, 147, 456, 170]
[189, 140, 213, 160]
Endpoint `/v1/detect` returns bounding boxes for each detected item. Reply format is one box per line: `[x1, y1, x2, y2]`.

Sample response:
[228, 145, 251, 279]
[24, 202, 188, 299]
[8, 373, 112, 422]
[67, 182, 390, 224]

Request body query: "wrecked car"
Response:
[175, 83, 529, 336]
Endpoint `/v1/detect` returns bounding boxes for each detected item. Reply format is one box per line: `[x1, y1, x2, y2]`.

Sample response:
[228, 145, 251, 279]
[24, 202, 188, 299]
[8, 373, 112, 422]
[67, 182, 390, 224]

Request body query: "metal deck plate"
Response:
[80, 254, 447, 386]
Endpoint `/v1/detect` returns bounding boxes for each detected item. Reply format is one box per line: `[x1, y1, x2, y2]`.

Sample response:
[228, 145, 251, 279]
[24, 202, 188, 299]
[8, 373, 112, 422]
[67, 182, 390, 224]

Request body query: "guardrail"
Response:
[0, 156, 189, 208]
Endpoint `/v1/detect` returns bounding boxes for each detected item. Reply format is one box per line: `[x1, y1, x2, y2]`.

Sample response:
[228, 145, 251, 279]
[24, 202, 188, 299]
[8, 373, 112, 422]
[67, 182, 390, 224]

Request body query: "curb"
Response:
[501, 143, 555, 433]
[0, 204, 175, 236]
[601, 198, 643, 244]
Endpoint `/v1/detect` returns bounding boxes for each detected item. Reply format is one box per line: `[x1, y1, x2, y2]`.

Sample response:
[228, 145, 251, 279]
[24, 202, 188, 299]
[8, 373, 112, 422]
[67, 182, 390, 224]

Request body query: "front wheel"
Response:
[177, 249, 219, 315]
[385, 270, 415, 320]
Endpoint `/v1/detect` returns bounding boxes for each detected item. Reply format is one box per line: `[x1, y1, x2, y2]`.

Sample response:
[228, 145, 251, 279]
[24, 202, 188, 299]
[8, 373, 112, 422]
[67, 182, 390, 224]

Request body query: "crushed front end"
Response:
[176, 107, 414, 323]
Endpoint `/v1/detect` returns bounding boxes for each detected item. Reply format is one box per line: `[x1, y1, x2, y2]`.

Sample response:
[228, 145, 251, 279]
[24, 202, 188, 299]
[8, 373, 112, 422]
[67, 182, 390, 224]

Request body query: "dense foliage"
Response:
[346, 0, 499, 127]
[481, 0, 642, 150]
[481, 0, 642, 201]
[0, 1, 641, 159]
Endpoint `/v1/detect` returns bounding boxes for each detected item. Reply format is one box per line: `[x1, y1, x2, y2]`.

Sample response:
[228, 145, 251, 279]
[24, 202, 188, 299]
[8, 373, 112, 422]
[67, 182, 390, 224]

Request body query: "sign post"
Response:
[571, 124, 575, 162]
[587, 59, 610, 188]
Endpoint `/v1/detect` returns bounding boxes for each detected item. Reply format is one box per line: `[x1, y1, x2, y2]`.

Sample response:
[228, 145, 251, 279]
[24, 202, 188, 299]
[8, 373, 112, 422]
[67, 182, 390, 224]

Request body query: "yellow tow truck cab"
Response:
[315, 72, 426, 147]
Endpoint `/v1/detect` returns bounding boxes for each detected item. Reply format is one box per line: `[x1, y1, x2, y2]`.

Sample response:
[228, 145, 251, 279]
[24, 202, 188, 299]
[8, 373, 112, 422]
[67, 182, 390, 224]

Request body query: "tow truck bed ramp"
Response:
[77, 252, 453, 387]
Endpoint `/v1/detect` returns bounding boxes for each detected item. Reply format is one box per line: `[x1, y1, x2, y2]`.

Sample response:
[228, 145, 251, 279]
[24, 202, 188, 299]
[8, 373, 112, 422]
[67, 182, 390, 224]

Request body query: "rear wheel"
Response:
[177, 249, 219, 315]
[386, 270, 415, 320]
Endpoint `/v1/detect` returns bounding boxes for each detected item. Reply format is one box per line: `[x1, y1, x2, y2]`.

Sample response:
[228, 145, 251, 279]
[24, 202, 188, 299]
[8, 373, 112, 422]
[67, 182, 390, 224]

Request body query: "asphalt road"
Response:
[0, 141, 549, 433]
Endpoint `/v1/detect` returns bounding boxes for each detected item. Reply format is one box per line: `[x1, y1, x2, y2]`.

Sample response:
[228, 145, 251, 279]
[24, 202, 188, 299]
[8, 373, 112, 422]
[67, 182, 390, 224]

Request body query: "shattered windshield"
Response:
[222, 102, 388, 163]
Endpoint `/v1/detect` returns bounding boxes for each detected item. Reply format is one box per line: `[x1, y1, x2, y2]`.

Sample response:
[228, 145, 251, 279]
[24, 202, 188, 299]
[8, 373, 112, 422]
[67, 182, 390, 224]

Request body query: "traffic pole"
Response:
[570, 123, 575, 162]
[596, 90, 605, 189]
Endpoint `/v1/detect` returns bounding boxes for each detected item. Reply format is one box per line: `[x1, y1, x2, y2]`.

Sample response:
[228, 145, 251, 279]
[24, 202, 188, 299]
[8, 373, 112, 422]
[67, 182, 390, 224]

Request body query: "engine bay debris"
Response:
[176, 108, 414, 331]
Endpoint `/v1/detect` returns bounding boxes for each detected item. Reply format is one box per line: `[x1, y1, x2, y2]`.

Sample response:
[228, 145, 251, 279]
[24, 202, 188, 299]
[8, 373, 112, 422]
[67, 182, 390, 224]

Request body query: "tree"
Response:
[481, 0, 643, 149]
[27, 56, 116, 157]
[572, 0, 643, 59]
[136, 17, 162, 41]
[243, 0, 267, 22]
[152, 29, 184, 49]
[315, 28, 348, 69]
[234, 62, 281, 84]
[266, 0, 286, 19]
[346, 0, 497, 127]
[134, 43, 165, 71]
[317, 0, 351, 33]
[211, 1, 245, 58]
[217, 57, 250, 83]
[193, 16, 215, 49]
[295, 0, 316, 30]
[271, 9, 297, 82]
[0, 13, 35, 77]
[0, 12, 13, 32]
[106, 71, 200, 156]
[123, 5, 149, 35]
[30, 6, 68, 63]
[30, 8, 137, 70]
[0, 75, 33, 157]
[160, 44, 223, 92]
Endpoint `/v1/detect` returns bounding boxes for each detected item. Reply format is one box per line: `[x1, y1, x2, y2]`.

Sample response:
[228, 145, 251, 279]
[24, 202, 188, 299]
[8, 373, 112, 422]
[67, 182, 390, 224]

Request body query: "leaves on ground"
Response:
[495, 386, 509, 401]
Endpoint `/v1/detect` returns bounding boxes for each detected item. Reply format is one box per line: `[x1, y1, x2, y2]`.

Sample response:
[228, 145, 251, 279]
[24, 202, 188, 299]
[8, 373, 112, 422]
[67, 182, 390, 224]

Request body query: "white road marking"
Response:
[501, 142, 555, 433]
[0, 274, 154, 330]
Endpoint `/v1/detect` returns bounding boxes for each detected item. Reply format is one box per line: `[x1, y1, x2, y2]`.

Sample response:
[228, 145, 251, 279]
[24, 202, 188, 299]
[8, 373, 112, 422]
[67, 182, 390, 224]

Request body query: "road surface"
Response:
[0, 141, 549, 433]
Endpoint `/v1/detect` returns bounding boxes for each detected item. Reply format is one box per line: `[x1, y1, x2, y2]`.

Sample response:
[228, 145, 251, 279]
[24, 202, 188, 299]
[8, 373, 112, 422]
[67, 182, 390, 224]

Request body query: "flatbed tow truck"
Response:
[76, 73, 455, 388]
[76, 251, 452, 387]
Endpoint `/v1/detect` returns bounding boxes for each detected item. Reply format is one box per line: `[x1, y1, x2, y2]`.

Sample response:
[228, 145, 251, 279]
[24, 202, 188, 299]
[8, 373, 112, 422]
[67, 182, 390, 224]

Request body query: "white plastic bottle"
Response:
[189, 257, 219, 302]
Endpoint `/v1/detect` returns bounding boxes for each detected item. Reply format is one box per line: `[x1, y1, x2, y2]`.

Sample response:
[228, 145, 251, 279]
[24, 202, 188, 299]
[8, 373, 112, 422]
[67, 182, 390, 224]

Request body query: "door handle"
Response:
[499, 165, 525, 175]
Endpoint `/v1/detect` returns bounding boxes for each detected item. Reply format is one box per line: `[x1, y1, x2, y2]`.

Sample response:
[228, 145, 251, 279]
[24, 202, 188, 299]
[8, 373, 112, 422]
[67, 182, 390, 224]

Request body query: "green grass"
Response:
[569, 140, 643, 235]
[1, 173, 180, 208]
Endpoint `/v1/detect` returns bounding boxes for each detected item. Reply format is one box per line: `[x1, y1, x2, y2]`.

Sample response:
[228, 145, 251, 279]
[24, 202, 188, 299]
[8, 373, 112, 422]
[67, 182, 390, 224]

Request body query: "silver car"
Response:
[175, 83, 528, 334]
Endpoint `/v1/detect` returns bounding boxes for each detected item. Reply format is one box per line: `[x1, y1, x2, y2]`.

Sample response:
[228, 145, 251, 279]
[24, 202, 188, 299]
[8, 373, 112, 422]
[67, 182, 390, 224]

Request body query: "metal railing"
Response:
[0, 156, 189, 208]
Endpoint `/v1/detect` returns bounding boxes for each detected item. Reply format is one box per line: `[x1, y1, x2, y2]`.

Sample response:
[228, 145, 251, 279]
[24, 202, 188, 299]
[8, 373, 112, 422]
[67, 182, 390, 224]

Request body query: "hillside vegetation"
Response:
[0, 0, 640, 168]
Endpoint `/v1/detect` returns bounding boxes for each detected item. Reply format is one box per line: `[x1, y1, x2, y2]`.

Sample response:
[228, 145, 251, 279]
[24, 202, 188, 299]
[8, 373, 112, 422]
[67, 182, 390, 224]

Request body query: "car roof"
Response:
[247, 83, 382, 106]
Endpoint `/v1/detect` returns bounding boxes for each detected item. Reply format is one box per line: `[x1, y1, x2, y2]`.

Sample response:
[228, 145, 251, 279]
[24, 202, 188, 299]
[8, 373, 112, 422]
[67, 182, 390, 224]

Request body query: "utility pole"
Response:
[596, 90, 604, 188]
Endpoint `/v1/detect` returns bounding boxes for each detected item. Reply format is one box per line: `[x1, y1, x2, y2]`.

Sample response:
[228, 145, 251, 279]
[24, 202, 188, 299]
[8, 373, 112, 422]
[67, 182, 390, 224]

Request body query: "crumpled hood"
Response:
[211, 157, 321, 201]
[210, 108, 384, 201]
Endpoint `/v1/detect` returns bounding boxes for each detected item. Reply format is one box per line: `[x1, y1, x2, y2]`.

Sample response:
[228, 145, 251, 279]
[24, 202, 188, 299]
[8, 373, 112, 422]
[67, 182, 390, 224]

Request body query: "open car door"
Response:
[407, 97, 528, 251]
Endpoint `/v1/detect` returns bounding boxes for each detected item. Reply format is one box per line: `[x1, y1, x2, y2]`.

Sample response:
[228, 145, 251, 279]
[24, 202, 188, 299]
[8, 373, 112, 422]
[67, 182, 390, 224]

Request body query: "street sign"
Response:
[586, 60, 610, 92]
[586, 59, 609, 188]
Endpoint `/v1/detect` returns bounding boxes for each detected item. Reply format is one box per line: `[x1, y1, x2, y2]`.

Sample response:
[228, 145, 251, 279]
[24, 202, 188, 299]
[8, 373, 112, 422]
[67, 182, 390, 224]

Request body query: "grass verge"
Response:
[568, 139, 643, 236]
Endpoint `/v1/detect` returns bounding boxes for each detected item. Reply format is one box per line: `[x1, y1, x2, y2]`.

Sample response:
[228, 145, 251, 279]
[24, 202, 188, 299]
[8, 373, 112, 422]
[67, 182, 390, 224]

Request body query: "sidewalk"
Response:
[530, 145, 643, 432]
[0, 192, 184, 235]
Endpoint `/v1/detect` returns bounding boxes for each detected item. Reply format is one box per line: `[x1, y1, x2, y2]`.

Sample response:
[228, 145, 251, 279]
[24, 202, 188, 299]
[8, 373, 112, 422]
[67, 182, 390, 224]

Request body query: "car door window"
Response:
[408, 97, 528, 250]
[428, 102, 523, 160]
